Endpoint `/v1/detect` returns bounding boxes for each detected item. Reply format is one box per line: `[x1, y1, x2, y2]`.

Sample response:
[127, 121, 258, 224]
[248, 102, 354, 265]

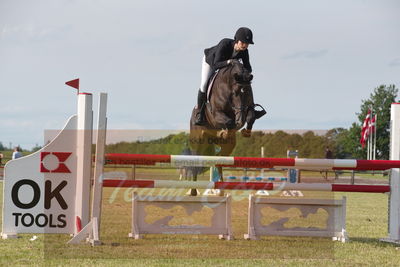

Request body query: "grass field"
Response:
[1, 178, 400, 266]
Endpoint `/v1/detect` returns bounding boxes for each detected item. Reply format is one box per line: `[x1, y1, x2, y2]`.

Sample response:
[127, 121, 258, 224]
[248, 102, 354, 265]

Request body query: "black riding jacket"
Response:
[204, 38, 252, 73]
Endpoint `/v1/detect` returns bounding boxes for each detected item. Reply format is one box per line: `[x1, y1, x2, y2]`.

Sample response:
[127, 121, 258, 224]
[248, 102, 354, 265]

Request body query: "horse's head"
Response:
[231, 60, 253, 85]
[227, 60, 254, 129]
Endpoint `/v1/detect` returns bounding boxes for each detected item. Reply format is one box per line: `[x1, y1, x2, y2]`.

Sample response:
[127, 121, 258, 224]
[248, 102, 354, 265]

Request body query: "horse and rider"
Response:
[188, 27, 266, 195]
[194, 27, 265, 127]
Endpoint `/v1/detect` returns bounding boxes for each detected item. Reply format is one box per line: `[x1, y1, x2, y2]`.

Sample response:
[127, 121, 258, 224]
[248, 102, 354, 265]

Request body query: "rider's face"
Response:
[235, 41, 249, 51]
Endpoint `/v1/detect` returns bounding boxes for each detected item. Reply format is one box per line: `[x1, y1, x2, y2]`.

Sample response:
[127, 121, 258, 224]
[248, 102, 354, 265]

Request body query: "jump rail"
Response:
[102, 179, 390, 193]
[104, 153, 400, 171]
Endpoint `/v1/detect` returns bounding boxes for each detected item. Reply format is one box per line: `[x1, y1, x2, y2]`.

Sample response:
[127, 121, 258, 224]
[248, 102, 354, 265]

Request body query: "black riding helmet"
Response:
[234, 27, 254, 44]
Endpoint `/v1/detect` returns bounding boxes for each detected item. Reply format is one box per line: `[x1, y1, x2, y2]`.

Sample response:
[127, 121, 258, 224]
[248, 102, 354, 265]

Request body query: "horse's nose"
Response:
[244, 73, 253, 82]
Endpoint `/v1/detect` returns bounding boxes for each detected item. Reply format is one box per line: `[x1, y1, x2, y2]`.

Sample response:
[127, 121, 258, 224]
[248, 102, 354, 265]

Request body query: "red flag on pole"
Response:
[65, 78, 80, 91]
[362, 127, 370, 148]
[360, 109, 371, 148]
[369, 115, 376, 133]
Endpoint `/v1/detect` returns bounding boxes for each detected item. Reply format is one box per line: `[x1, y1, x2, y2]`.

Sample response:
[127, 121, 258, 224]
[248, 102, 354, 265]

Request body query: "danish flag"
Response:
[360, 110, 371, 148]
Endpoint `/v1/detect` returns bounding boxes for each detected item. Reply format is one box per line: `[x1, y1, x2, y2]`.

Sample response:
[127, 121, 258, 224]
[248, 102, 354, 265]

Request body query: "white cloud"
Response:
[389, 58, 400, 67]
[1, 23, 71, 43]
[0, 118, 36, 128]
[282, 49, 329, 60]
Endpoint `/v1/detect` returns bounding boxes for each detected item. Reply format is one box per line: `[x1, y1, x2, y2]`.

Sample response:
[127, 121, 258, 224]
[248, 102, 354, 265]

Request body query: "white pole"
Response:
[382, 103, 400, 243]
[75, 93, 93, 233]
[374, 114, 377, 160]
[369, 123, 373, 160]
[371, 116, 374, 160]
[91, 93, 108, 238]
[368, 108, 373, 160]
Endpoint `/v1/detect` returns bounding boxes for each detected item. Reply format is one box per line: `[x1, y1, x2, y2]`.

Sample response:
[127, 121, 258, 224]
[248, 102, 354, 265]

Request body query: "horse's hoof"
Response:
[217, 129, 229, 139]
[241, 128, 251, 137]
[190, 189, 198, 196]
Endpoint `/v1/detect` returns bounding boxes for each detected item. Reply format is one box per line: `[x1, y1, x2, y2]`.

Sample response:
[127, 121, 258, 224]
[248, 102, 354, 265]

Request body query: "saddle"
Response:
[203, 70, 220, 128]
[206, 70, 219, 101]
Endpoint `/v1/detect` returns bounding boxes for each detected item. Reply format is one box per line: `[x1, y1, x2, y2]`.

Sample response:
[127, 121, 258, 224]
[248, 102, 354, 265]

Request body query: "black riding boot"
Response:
[195, 90, 207, 125]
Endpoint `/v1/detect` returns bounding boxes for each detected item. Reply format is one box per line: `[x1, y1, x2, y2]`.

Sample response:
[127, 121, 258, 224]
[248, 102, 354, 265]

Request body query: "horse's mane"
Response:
[218, 61, 244, 84]
[221, 61, 240, 75]
[219, 61, 253, 87]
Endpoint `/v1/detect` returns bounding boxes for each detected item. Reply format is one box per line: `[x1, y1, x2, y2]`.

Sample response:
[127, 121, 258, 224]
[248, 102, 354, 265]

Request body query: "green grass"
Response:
[1, 180, 400, 266]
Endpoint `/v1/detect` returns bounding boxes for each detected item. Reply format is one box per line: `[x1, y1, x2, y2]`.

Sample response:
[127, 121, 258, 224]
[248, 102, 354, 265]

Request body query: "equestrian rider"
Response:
[195, 27, 254, 125]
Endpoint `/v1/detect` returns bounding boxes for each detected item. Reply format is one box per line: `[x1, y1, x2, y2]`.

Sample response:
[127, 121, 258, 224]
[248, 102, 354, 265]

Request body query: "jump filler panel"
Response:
[129, 193, 233, 240]
[244, 195, 347, 242]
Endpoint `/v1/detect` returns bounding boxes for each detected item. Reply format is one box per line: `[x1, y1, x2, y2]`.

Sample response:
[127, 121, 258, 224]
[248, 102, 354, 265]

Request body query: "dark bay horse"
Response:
[188, 60, 264, 195]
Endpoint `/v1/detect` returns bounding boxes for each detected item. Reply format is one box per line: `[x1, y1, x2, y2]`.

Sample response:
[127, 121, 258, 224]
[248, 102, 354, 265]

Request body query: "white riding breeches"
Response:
[199, 55, 213, 93]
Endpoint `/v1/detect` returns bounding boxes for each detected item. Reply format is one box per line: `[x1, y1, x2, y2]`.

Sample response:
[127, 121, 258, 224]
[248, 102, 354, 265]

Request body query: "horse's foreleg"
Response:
[245, 108, 256, 131]
[217, 140, 236, 183]
[217, 166, 223, 182]
[190, 168, 198, 196]
[213, 111, 236, 130]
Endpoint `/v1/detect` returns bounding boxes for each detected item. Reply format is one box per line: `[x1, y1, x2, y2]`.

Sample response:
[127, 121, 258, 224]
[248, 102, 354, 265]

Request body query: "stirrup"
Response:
[254, 104, 267, 119]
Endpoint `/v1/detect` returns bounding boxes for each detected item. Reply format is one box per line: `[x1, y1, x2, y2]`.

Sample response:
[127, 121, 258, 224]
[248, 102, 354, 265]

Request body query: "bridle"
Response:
[228, 62, 253, 114]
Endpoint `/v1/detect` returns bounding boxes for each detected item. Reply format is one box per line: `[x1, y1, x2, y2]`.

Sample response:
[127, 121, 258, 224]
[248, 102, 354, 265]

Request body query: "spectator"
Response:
[0, 153, 3, 165]
[323, 147, 337, 180]
[325, 147, 333, 159]
[12, 147, 23, 159]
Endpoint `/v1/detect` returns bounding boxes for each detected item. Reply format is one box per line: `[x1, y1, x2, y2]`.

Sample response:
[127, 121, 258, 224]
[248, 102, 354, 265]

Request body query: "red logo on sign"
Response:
[40, 152, 72, 173]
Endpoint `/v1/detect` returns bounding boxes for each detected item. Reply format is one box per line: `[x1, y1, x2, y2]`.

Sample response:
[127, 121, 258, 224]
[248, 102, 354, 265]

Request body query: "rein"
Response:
[227, 63, 253, 114]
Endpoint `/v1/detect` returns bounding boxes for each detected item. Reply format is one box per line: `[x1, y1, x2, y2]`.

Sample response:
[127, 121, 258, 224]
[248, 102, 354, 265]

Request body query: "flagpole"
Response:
[374, 114, 377, 160]
[371, 107, 374, 160]
[371, 112, 375, 175]
[368, 108, 371, 160]
[370, 119, 373, 160]
[367, 134, 370, 160]
[369, 116, 372, 160]
[360, 109, 371, 158]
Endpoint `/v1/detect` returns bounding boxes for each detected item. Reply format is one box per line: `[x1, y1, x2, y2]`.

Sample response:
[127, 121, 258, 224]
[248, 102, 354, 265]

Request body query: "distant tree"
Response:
[31, 144, 42, 152]
[287, 133, 303, 152]
[325, 128, 353, 159]
[299, 131, 326, 158]
[0, 142, 4, 151]
[343, 85, 398, 159]
[262, 131, 292, 157]
[232, 130, 329, 158]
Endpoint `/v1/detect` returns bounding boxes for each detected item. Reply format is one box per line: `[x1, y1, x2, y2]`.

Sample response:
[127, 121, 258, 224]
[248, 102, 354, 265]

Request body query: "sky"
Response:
[0, 0, 399, 150]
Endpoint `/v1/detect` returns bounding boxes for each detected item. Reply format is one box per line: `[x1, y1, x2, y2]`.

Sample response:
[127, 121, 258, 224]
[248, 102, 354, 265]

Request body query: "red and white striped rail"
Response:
[105, 153, 400, 171]
[102, 179, 390, 193]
